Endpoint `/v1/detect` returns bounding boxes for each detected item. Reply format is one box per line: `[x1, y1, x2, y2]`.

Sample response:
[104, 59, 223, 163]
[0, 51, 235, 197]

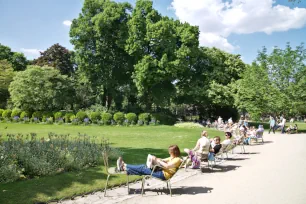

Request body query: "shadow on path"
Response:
[131, 186, 213, 196]
[201, 165, 241, 173]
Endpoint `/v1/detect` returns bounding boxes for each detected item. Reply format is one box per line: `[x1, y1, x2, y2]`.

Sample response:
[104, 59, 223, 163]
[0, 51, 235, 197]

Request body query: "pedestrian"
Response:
[269, 116, 276, 134]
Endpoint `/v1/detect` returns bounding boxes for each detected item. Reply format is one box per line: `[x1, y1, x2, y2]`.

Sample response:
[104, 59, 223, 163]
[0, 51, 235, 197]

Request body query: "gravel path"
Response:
[59, 132, 306, 204]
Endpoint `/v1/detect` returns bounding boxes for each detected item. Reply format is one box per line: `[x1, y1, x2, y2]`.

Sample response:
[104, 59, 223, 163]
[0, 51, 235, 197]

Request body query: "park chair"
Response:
[102, 149, 130, 197]
[141, 157, 188, 196]
[250, 130, 264, 145]
[208, 144, 229, 167]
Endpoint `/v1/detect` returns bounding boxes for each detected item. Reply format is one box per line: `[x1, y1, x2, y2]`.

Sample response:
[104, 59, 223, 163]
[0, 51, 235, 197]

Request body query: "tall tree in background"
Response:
[234, 43, 306, 118]
[175, 47, 245, 119]
[33, 43, 75, 76]
[0, 60, 15, 108]
[70, 0, 133, 109]
[126, 0, 199, 110]
[0, 43, 27, 71]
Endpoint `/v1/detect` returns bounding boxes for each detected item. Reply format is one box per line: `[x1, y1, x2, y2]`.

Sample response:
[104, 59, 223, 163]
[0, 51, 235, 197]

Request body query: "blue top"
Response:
[270, 119, 275, 126]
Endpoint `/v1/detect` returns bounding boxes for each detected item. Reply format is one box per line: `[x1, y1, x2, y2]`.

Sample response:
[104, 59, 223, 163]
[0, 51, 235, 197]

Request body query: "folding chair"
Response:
[141, 157, 188, 196]
[250, 130, 264, 145]
[103, 151, 129, 197]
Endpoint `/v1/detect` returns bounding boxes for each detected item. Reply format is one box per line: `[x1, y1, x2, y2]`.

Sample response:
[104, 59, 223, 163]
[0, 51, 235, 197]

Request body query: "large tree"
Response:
[234, 43, 306, 118]
[175, 47, 245, 119]
[126, 0, 199, 110]
[70, 0, 133, 108]
[0, 43, 27, 71]
[9, 66, 74, 111]
[0, 60, 14, 108]
[33, 43, 75, 76]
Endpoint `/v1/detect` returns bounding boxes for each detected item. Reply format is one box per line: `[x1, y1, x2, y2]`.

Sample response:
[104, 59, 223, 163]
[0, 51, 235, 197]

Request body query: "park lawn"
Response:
[0, 123, 223, 204]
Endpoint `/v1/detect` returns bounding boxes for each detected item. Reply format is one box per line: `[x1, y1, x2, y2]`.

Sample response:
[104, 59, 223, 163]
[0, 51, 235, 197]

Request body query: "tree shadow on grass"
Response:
[0, 147, 170, 204]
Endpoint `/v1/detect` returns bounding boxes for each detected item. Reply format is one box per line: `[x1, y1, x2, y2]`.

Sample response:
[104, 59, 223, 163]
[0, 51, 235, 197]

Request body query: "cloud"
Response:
[171, 0, 306, 52]
[63, 20, 72, 26]
[20, 48, 43, 58]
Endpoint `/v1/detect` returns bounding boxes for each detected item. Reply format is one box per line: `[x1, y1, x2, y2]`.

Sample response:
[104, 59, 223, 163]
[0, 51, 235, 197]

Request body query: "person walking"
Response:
[269, 116, 276, 134]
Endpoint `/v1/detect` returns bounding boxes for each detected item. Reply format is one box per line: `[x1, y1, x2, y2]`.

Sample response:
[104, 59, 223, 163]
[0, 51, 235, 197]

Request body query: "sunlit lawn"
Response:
[0, 123, 223, 204]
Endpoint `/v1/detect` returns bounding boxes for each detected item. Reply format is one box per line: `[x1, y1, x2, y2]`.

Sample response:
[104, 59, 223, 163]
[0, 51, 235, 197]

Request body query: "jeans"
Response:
[269, 125, 275, 134]
[126, 164, 166, 180]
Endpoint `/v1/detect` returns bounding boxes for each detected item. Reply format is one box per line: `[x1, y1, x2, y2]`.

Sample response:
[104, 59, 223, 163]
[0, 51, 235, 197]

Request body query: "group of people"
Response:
[269, 115, 298, 134]
[115, 130, 234, 181]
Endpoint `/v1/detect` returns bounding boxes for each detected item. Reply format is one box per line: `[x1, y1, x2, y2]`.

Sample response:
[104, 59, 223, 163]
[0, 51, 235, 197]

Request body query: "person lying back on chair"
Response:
[115, 145, 182, 180]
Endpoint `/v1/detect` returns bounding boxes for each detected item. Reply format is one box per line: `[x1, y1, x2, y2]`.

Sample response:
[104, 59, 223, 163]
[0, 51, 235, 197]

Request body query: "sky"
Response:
[0, 0, 306, 64]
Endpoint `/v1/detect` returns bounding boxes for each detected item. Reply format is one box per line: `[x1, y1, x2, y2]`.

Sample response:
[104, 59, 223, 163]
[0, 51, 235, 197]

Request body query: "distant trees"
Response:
[33, 43, 75, 76]
[234, 43, 306, 119]
[0, 60, 14, 108]
[0, 0, 305, 120]
[0, 43, 27, 71]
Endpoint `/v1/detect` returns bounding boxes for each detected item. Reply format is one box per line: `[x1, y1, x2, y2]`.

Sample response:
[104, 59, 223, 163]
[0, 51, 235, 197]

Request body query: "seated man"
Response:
[208, 136, 222, 160]
[116, 145, 182, 181]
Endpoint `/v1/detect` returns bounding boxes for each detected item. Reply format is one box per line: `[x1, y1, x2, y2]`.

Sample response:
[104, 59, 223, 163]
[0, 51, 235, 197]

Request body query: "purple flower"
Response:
[13, 116, 20, 120]
[84, 118, 89, 123]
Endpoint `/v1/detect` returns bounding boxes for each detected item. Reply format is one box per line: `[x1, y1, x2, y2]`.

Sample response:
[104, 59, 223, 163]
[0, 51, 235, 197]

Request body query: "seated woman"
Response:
[184, 130, 210, 168]
[286, 124, 298, 134]
[116, 145, 182, 181]
[244, 126, 256, 145]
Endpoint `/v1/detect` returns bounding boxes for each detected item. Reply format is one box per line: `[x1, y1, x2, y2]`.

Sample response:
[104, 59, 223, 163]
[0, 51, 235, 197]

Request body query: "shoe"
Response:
[117, 157, 123, 172]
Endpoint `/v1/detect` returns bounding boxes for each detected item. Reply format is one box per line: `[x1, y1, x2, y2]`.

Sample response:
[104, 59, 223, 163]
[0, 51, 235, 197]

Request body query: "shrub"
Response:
[70, 115, 79, 125]
[76, 111, 87, 121]
[32, 111, 43, 120]
[138, 113, 150, 125]
[125, 113, 137, 124]
[46, 117, 53, 124]
[0, 109, 4, 118]
[2, 109, 12, 119]
[11, 109, 21, 118]
[54, 112, 63, 120]
[113, 112, 125, 125]
[90, 112, 101, 123]
[0, 133, 120, 183]
[64, 112, 74, 123]
[101, 113, 112, 125]
[20, 111, 30, 119]
[151, 113, 176, 125]
[42, 112, 53, 122]
[174, 122, 204, 128]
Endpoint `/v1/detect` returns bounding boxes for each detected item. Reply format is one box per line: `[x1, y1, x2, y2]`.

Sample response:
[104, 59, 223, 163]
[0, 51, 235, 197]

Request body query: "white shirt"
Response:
[194, 136, 210, 154]
[222, 139, 231, 146]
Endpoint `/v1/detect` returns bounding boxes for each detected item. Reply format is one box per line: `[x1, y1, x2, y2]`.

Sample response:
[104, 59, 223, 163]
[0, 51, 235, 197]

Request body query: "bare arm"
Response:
[192, 139, 200, 151]
[157, 158, 179, 169]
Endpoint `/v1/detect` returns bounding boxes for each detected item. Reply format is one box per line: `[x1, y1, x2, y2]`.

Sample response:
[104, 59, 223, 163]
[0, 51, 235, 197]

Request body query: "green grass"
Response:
[0, 123, 223, 204]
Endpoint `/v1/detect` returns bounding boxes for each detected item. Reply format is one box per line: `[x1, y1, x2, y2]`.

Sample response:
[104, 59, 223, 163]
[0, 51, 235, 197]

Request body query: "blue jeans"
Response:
[208, 152, 215, 161]
[126, 164, 166, 180]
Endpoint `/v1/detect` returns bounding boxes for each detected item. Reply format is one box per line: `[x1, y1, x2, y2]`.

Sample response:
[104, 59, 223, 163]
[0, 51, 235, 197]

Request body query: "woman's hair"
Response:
[201, 130, 208, 137]
[214, 136, 221, 141]
[168, 145, 181, 157]
[225, 132, 232, 138]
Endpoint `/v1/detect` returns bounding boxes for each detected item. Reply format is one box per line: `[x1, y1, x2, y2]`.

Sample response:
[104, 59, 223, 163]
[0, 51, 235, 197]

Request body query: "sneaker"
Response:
[117, 157, 123, 172]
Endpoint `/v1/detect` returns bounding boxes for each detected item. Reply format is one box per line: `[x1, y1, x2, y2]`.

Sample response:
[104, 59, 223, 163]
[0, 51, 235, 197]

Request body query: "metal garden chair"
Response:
[141, 157, 188, 196]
